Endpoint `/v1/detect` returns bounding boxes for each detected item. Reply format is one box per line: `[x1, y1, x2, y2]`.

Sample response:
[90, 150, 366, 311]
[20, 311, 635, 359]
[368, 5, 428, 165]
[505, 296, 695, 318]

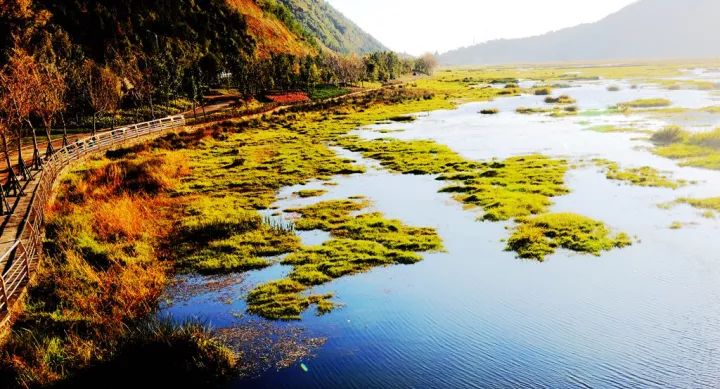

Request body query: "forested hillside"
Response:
[0, 0, 409, 134]
[276, 0, 386, 54]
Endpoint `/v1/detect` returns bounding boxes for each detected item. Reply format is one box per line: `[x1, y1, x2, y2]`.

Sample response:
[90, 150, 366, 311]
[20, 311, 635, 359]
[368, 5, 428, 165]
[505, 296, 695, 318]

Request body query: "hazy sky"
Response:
[326, 0, 638, 55]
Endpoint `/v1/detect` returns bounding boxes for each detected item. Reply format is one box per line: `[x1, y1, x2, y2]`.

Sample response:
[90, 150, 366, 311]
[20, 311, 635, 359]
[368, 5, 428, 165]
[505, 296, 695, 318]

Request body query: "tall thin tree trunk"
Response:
[61, 111, 68, 148]
[44, 123, 54, 157]
[16, 129, 29, 180]
[1, 131, 21, 196]
[92, 113, 97, 136]
[150, 96, 155, 119]
[27, 120, 42, 170]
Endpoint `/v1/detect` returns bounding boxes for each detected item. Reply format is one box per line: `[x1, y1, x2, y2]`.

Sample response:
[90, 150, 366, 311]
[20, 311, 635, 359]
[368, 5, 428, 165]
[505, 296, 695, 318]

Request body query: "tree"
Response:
[35, 63, 66, 156]
[0, 48, 41, 177]
[414, 53, 439, 75]
[84, 60, 121, 135]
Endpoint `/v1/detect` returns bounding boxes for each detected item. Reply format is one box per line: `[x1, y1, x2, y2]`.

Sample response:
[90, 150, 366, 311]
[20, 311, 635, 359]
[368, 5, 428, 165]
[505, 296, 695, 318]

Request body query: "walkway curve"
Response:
[0, 115, 186, 329]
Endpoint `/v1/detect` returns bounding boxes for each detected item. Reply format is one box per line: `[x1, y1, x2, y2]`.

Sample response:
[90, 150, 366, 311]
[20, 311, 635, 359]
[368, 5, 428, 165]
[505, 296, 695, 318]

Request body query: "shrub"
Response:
[650, 126, 687, 145]
[534, 87, 552, 96]
[689, 128, 720, 149]
[544, 95, 576, 104]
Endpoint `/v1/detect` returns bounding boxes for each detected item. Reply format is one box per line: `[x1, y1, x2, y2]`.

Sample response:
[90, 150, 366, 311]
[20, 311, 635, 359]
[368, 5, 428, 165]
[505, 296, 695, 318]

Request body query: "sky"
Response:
[326, 0, 638, 56]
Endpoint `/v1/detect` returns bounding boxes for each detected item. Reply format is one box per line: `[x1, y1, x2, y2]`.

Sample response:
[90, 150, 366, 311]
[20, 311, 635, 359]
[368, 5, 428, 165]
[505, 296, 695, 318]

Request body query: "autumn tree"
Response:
[84, 60, 121, 135]
[35, 63, 66, 156]
[0, 48, 42, 178]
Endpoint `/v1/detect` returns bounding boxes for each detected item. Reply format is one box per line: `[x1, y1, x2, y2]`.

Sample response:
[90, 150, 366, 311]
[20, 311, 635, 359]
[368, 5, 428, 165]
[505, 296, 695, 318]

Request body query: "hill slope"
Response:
[276, 0, 387, 54]
[440, 0, 720, 65]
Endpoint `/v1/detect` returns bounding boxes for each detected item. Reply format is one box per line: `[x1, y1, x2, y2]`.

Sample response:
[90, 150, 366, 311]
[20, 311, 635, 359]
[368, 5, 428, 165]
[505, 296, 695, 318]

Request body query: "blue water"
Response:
[162, 77, 720, 388]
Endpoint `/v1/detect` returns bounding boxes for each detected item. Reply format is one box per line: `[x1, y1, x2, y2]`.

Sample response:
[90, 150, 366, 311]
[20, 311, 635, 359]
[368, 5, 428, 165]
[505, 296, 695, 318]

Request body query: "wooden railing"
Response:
[0, 115, 186, 324]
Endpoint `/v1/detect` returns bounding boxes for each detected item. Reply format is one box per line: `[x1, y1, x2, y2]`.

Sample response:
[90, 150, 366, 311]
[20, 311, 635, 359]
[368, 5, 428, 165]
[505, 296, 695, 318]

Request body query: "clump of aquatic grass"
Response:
[506, 213, 632, 260]
[593, 159, 686, 189]
[586, 125, 646, 134]
[607, 85, 621, 92]
[334, 213, 442, 251]
[534, 87, 553, 96]
[617, 98, 672, 109]
[544, 95, 576, 104]
[248, 198, 442, 320]
[387, 115, 416, 122]
[479, 108, 499, 114]
[286, 199, 370, 230]
[177, 127, 365, 209]
[650, 126, 720, 170]
[650, 126, 687, 145]
[516, 106, 552, 115]
[689, 127, 720, 149]
[246, 279, 335, 320]
[337, 136, 478, 175]
[294, 189, 327, 198]
[176, 196, 300, 274]
[675, 197, 720, 218]
[549, 106, 578, 117]
[439, 155, 569, 221]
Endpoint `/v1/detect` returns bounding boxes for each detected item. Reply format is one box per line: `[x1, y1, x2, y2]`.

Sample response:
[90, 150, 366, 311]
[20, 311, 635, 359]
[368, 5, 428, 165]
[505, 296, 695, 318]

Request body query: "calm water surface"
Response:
[162, 76, 720, 388]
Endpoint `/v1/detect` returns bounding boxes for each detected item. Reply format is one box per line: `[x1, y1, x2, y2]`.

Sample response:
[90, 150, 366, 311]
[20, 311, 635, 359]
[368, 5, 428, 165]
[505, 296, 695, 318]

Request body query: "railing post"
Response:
[17, 240, 29, 278]
[0, 273, 8, 312]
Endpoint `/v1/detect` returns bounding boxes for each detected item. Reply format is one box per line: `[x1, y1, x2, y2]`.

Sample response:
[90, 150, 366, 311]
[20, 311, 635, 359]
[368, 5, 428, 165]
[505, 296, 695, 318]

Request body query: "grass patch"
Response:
[593, 159, 686, 189]
[439, 155, 569, 221]
[516, 106, 552, 114]
[295, 189, 328, 198]
[545, 95, 576, 104]
[309, 85, 350, 100]
[617, 98, 672, 109]
[586, 125, 648, 134]
[675, 197, 720, 218]
[248, 198, 442, 320]
[506, 213, 632, 261]
[388, 115, 416, 122]
[651, 126, 720, 170]
[479, 108, 499, 114]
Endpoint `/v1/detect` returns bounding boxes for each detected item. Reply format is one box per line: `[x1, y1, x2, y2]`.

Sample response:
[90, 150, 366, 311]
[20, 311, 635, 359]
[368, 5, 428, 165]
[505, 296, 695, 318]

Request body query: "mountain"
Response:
[276, 0, 387, 54]
[440, 0, 720, 65]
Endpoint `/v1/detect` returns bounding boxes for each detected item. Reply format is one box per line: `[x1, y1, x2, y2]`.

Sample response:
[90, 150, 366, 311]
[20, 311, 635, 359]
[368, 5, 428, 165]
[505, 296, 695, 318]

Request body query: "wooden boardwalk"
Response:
[0, 173, 40, 269]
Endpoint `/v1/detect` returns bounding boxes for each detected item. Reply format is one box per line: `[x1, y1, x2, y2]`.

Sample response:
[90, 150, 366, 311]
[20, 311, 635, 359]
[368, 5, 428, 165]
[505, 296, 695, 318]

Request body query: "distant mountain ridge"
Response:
[440, 0, 720, 65]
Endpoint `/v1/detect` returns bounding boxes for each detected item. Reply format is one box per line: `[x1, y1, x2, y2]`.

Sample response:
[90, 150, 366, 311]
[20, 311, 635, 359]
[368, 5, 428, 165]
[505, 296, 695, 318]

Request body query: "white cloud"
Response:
[327, 0, 637, 55]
